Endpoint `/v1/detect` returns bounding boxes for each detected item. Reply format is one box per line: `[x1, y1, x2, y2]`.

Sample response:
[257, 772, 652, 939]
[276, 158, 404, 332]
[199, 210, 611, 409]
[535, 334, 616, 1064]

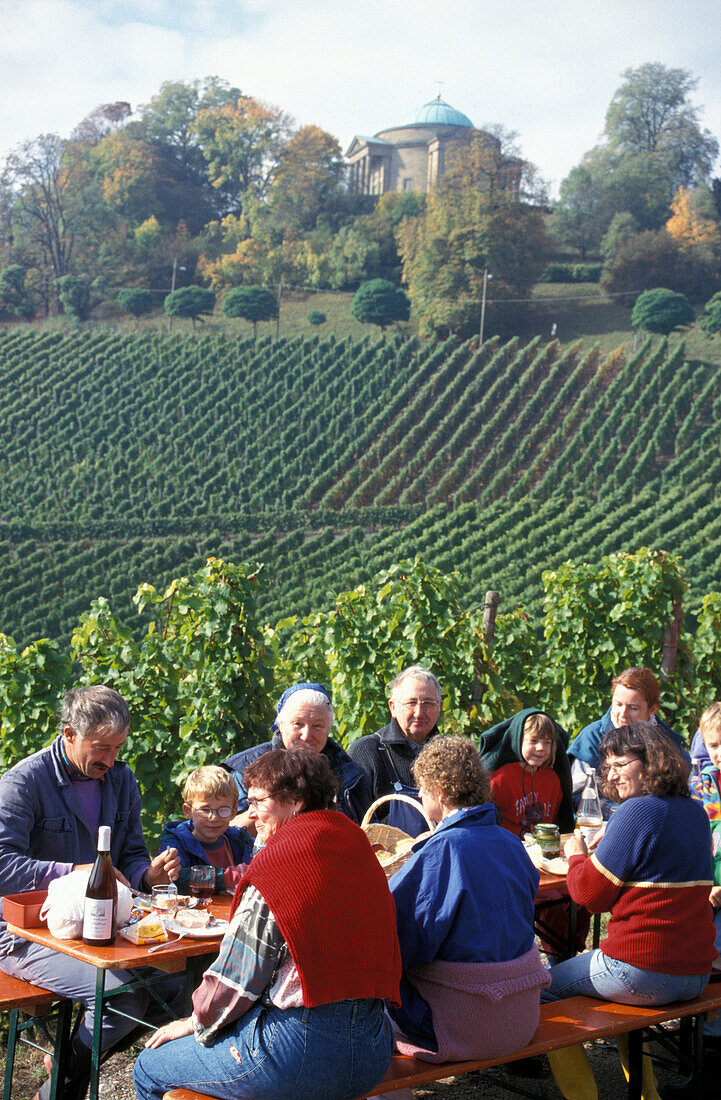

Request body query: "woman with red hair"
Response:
[568, 667, 686, 807]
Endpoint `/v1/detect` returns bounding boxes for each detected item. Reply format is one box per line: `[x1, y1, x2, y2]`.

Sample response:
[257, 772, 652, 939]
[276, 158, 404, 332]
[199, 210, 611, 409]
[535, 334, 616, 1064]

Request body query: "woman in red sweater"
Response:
[545, 723, 716, 1100]
[134, 749, 401, 1100]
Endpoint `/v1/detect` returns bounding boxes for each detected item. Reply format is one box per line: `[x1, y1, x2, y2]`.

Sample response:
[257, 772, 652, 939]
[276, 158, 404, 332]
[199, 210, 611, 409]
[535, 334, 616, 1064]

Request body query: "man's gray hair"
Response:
[388, 666, 442, 703]
[61, 686, 130, 739]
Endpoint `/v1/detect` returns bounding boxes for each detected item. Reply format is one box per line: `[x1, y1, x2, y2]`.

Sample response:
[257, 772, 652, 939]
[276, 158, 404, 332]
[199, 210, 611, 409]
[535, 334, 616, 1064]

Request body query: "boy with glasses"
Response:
[158, 766, 254, 894]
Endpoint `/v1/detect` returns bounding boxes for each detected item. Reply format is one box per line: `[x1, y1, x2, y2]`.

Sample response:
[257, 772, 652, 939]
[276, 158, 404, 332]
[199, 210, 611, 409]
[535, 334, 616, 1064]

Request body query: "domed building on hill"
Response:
[346, 94, 501, 195]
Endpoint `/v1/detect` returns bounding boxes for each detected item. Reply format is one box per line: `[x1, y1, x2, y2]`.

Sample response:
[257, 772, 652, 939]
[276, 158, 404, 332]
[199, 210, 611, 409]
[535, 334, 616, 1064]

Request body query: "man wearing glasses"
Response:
[349, 666, 443, 835]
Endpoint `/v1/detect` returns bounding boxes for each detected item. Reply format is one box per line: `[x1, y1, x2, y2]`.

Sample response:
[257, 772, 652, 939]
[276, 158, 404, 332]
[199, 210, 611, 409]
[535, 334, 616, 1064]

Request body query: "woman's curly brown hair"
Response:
[243, 748, 339, 811]
[412, 735, 491, 808]
[598, 722, 690, 799]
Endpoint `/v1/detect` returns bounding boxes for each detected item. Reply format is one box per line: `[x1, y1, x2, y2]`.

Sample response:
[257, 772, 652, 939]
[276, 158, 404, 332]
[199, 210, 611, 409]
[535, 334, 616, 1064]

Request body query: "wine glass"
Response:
[188, 866, 215, 907]
[151, 884, 178, 919]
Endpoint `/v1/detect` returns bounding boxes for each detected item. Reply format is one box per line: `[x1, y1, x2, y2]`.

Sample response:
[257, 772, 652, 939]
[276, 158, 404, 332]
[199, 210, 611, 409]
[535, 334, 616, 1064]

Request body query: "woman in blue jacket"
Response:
[387, 736, 549, 1064]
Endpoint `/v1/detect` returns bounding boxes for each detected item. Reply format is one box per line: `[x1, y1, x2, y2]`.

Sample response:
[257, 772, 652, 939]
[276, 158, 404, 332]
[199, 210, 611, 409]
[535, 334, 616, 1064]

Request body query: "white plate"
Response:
[539, 856, 568, 876]
[165, 918, 228, 938]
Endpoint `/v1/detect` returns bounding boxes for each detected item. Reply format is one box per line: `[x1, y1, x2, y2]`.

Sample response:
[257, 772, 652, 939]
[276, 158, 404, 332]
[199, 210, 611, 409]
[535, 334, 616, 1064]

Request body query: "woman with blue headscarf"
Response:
[222, 682, 373, 829]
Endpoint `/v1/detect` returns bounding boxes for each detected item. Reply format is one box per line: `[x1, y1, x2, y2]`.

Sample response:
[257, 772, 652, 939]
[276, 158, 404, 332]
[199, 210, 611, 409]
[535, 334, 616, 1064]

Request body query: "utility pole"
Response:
[479, 269, 492, 346]
[167, 258, 186, 334]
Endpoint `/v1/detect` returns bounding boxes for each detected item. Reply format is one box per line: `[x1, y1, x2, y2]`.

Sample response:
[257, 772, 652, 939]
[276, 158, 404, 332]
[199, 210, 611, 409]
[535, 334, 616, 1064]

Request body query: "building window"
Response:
[402, 178, 414, 191]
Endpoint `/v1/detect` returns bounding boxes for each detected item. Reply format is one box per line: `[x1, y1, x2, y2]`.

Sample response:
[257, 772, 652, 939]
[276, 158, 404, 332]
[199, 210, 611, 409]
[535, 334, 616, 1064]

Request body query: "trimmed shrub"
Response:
[631, 288, 694, 335]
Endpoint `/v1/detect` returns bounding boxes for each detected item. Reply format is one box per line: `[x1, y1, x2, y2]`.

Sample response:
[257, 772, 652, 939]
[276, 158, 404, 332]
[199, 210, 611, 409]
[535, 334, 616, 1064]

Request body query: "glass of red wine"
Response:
[189, 866, 215, 906]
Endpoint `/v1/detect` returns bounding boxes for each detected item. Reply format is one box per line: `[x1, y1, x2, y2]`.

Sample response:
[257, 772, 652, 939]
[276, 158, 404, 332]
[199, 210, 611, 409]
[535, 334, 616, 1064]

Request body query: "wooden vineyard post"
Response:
[472, 591, 500, 708]
[660, 599, 683, 680]
[482, 590, 500, 646]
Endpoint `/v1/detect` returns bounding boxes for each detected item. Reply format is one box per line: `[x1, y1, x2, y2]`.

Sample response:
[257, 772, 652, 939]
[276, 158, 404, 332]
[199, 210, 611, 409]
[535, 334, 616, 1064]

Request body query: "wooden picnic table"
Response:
[6, 895, 233, 1100]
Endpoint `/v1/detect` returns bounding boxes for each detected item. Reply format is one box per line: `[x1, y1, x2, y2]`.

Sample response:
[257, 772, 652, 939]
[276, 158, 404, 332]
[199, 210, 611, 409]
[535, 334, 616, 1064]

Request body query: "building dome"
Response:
[403, 96, 473, 129]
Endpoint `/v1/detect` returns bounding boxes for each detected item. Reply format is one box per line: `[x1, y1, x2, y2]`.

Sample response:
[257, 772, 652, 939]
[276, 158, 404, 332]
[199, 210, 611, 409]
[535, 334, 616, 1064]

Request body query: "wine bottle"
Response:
[82, 826, 118, 947]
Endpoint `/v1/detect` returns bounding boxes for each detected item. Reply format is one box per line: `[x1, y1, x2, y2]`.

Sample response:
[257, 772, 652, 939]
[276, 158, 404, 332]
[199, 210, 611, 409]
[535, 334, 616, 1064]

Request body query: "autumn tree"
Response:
[264, 125, 346, 234]
[138, 78, 243, 230]
[2, 135, 79, 284]
[90, 128, 162, 226]
[71, 102, 132, 146]
[194, 95, 293, 221]
[605, 64, 718, 188]
[552, 64, 720, 256]
[197, 214, 269, 287]
[666, 186, 720, 248]
[196, 116, 360, 290]
[601, 228, 716, 302]
[398, 132, 547, 337]
[552, 164, 610, 258]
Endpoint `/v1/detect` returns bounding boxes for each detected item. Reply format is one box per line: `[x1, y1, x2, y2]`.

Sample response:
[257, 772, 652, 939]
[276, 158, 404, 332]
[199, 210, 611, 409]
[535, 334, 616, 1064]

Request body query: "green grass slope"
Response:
[1, 329, 719, 646]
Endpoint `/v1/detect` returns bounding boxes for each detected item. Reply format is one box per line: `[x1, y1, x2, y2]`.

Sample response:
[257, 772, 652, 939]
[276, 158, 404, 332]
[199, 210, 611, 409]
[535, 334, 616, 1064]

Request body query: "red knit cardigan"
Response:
[231, 810, 401, 1007]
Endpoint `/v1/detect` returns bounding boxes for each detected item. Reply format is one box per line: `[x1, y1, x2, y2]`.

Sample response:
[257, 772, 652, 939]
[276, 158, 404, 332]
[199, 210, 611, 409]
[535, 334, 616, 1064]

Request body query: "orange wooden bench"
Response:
[163, 984, 721, 1100]
[0, 972, 72, 1100]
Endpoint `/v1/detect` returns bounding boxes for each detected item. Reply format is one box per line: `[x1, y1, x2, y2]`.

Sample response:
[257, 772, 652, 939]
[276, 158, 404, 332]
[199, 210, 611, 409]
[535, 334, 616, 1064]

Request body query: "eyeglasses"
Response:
[397, 699, 440, 711]
[603, 758, 641, 776]
[247, 795, 273, 809]
[193, 806, 234, 819]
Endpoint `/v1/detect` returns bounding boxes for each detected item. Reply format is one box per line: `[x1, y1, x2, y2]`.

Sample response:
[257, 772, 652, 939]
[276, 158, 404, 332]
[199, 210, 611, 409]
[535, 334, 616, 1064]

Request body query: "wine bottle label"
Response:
[83, 898, 114, 940]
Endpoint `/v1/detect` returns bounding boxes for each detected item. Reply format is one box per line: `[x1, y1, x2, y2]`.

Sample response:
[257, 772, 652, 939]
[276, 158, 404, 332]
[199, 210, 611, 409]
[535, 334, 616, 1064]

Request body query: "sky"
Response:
[1, 0, 721, 196]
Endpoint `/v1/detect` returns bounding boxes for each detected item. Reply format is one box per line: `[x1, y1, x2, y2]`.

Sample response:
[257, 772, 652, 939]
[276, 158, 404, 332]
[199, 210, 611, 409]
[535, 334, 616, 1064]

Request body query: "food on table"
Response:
[153, 893, 191, 910]
[118, 913, 167, 945]
[174, 907, 213, 929]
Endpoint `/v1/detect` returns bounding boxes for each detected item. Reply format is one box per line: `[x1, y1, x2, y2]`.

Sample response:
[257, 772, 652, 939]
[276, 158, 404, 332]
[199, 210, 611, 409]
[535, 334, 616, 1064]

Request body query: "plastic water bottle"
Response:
[576, 772, 604, 846]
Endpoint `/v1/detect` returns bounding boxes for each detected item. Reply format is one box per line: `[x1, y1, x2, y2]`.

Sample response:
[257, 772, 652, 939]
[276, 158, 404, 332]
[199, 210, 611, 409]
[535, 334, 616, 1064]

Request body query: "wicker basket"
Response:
[361, 794, 435, 878]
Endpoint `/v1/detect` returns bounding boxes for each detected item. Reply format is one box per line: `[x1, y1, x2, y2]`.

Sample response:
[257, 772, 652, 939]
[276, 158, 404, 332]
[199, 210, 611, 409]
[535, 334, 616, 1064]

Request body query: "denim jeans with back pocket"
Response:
[134, 996, 393, 1100]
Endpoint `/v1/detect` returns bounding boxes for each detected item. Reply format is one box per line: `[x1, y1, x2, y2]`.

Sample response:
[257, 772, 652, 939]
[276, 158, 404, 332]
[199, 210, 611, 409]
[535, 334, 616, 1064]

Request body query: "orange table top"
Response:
[535, 869, 570, 900]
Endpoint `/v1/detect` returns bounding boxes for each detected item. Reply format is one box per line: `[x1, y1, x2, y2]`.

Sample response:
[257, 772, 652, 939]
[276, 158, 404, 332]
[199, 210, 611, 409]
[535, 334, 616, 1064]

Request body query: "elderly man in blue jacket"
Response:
[0, 685, 181, 1100]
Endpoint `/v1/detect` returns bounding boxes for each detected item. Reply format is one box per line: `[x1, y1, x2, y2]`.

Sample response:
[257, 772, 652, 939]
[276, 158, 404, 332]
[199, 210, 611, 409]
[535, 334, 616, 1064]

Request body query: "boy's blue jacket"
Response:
[158, 819, 254, 868]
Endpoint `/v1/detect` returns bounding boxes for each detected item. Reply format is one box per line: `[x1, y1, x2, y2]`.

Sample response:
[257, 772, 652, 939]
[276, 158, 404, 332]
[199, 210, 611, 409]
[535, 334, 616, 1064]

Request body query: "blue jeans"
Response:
[542, 948, 709, 1006]
[133, 998, 393, 1100]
